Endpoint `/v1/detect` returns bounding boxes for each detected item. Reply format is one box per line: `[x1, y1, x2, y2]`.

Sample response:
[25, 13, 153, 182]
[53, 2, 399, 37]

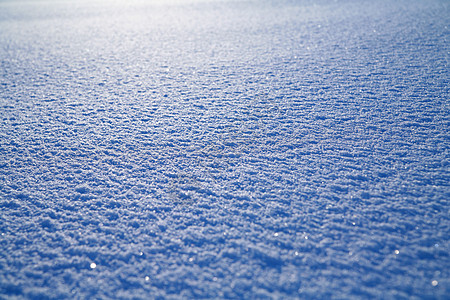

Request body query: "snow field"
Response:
[0, 0, 449, 298]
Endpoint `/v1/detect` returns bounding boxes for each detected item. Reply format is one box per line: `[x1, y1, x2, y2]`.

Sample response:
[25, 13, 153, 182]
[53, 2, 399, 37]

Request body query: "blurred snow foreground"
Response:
[0, 0, 449, 298]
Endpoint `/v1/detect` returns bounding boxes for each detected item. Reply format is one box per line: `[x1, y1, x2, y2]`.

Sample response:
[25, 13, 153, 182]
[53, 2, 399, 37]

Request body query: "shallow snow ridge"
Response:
[0, 0, 449, 298]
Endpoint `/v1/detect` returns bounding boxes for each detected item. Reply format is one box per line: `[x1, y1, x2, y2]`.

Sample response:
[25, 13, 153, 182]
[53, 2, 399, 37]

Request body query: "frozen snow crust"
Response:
[0, 0, 449, 298]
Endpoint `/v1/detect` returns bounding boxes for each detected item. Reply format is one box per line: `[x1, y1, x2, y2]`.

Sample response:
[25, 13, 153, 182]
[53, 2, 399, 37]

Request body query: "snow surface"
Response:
[0, 0, 449, 298]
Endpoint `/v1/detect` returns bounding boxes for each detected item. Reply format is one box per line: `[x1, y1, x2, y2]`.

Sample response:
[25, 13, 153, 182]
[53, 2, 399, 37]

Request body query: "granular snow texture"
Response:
[0, 0, 449, 299]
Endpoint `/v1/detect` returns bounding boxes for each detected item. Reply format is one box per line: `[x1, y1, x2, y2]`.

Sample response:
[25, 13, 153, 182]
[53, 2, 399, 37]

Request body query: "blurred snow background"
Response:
[0, 0, 449, 298]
